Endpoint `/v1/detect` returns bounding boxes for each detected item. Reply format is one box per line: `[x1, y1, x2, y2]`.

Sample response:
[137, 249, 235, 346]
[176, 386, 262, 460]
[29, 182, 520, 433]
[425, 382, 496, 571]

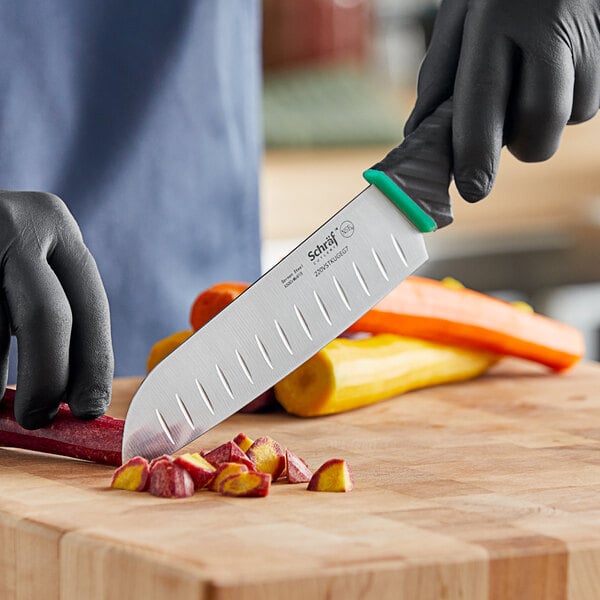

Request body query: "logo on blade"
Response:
[340, 220, 355, 238]
[307, 230, 338, 262]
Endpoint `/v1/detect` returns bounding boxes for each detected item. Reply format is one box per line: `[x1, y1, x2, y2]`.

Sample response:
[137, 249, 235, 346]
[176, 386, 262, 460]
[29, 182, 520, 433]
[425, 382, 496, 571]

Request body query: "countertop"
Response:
[2, 359, 600, 599]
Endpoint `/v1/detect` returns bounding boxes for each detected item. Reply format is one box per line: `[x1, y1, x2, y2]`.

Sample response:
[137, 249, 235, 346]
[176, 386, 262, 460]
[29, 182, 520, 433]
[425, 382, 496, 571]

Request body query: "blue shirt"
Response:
[0, 0, 263, 377]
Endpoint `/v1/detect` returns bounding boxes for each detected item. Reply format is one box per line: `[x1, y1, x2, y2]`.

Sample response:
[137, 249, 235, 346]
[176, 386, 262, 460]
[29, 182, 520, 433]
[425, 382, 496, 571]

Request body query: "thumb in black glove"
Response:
[0, 191, 113, 429]
[405, 0, 600, 202]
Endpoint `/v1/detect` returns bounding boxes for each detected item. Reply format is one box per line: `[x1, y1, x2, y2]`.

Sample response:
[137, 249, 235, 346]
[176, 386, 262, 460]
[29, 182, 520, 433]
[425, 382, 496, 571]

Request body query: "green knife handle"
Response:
[364, 99, 454, 233]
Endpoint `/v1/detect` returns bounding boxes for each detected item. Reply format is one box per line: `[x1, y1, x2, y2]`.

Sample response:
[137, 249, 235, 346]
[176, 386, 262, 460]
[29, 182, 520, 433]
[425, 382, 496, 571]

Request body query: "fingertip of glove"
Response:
[70, 404, 109, 421]
[68, 387, 111, 421]
[454, 169, 493, 203]
[15, 404, 61, 430]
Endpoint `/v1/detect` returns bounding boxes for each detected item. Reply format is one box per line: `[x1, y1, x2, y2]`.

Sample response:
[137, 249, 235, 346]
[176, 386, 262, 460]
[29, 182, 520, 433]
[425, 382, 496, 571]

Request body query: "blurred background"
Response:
[259, 0, 600, 360]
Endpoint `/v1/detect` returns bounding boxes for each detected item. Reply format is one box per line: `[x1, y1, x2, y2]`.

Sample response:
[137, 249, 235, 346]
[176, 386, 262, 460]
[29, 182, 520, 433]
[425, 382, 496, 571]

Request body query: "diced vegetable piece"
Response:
[232, 432, 254, 453]
[246, 436, 286, 481]
[308, 459, 354, 492]
[190, 282, 249, 330]
[348, 276, 584, 372]
[0, 388, 123, 466]
[149, 460, 195, 498]
[147, 456, 177, 493]
[149, 454, 173, 470]
[207, 462, 249, 492]
[203, 441, 257, 471]
[111, 456, 149, 491]
[285, 449, 312, 484]
[219, 472, 271, 497]
[275, 334, 497, 417]
[147, 330, 194, 372]
[173, 453, 216, 489]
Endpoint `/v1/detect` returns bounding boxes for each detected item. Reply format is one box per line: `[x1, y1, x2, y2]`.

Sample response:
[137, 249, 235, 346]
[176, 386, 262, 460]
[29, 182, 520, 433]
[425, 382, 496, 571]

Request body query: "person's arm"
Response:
[0, 191, 113, 429]
[405, 0, 600, 202]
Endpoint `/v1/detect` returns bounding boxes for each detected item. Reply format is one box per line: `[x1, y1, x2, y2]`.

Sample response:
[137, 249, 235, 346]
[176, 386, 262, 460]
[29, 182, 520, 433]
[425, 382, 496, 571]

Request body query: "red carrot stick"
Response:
[0, 388, 123, 466]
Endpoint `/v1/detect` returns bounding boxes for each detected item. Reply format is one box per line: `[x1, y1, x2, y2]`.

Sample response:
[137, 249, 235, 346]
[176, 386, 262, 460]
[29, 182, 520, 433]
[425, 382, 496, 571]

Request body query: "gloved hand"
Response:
[0, 191, 113, 429]
[405, 0, 600, 202]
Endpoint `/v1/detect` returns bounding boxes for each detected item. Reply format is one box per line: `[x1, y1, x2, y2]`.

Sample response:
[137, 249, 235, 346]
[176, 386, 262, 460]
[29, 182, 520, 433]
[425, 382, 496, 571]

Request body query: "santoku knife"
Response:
[122, 99, 454, 461]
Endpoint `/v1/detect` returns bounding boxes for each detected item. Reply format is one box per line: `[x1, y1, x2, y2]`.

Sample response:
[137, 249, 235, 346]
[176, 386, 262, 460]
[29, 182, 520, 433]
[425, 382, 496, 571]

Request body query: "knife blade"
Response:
[122, 99, 454, 461]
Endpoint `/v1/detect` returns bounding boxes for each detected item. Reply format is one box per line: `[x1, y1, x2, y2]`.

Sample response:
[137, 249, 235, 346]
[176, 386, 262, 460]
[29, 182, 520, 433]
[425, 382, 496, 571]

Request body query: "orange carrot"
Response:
[190, 281, 249, 330]
[189, 278, 584, 373]
[347, 276, 583, 372]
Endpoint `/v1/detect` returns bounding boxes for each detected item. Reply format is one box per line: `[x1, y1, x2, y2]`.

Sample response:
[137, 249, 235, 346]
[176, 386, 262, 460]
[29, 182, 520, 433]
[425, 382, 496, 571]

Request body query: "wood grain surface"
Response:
[2, 359, 600, 599]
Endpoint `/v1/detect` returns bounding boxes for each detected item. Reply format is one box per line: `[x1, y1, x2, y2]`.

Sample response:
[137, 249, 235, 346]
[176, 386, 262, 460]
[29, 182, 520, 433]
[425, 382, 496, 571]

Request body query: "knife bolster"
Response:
[363, 169, 437, 233]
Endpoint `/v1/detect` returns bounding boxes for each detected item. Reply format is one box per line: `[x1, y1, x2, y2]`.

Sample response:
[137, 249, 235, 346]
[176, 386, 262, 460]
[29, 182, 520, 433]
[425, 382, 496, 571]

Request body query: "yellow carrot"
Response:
[275, 334, 498, 417]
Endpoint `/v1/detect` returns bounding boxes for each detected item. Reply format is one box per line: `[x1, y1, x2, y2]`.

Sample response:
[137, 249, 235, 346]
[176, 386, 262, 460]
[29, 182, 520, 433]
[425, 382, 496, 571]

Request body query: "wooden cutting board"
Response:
[2, 359, 600, 600]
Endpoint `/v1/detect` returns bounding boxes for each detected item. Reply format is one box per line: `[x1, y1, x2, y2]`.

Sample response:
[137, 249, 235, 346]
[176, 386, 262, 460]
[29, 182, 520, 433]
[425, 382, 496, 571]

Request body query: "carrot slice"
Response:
[347, 276, 584, 372]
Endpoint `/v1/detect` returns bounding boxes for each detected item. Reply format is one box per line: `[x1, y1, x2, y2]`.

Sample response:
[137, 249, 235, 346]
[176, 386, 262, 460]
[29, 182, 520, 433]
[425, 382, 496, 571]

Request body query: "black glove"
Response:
[405, 0, 600, 202]
[0, 191, 113, 429]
